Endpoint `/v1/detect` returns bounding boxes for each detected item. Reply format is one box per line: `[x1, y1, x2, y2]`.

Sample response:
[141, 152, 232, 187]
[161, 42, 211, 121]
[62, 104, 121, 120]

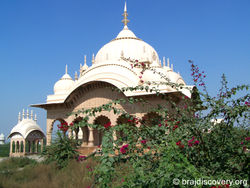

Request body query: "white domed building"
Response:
[0, 133, 5, 145]
[8, 110, 45, 157]
[32, 3, 193, 152]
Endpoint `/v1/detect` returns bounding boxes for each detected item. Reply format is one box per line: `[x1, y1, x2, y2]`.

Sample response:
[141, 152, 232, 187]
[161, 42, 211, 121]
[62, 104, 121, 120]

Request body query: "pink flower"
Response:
[194, 140, 200, 145]
[139, 76, 142, 79]
[158, 123, 162, 127]
[141, 140, 147, 144]
[245, 137, 250, 141]
[120, 144, 129, 154]
[188, 137, 195, 143]
[188, 143, 193, 147]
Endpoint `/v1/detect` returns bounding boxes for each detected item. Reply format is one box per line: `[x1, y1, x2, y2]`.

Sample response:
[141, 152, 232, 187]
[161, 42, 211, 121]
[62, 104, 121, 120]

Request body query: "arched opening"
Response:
[116, 115, 136, 144]
[51, 119, 67, 141]
[16, 141, 20, 153]
[37, 140, 41, 153]
[141, 112, 162, 127]
[72, 116, 84, 140]
[26, 140, 30, 153]
[141, 112, 163, 141]
[21, 141, 24, 153]
[32, 140, 35, 153]
[12, 141, 15, 153]
[93, 115, 110, 146]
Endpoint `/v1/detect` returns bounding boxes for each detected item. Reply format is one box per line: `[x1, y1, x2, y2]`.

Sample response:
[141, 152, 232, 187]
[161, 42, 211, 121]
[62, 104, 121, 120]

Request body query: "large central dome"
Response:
[95, 3, 161, 67]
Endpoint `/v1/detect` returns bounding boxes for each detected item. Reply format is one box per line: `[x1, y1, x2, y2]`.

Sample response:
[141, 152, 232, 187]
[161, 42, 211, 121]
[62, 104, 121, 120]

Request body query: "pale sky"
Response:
[0, 0, 249, 139]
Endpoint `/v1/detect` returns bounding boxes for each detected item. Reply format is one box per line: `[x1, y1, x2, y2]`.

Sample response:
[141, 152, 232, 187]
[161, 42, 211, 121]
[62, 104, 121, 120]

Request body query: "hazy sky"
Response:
[0, 0, 249, 139]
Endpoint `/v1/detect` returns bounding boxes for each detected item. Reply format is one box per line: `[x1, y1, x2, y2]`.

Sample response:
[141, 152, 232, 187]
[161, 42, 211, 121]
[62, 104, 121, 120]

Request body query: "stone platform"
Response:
[76, 146, 99, 156]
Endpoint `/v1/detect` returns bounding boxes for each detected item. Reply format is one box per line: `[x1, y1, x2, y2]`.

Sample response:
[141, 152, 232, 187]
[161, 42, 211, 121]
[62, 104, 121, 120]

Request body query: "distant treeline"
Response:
[0, 143, 10, 157]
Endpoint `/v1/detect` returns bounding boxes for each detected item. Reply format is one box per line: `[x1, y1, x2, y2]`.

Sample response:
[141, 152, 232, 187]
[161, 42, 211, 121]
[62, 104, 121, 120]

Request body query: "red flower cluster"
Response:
[120, 144, 129, 154]
[140, 140, 147, 144]
[176, 140, 184, 149]
[57, 122, 71, 133]
[188, 137, 200, 147]
[173, 125, 179, 131]
[245, 101, 250, 107]
[189, 61, 206, 89]
[128, 117, 139, 125]
[104, 122, 111, 129]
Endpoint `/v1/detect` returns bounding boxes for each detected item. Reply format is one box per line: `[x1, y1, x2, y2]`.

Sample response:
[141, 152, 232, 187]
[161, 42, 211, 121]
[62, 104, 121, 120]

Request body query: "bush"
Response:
[0, 143, 10, 157]
[0, 157, 37, 171]
[42, 131, 79, 169]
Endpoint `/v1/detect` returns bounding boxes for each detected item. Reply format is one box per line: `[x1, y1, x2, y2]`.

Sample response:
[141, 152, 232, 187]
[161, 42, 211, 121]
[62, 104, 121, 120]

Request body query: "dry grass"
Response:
[0, 159, 97, 188]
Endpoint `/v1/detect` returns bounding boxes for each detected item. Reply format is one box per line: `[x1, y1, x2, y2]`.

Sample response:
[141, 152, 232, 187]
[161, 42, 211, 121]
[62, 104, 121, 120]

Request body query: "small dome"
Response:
[141, 68, 186, 86]
[9, 118, 45, 139]
[167, 71, 186, 85]
[54, 66, 74, 95]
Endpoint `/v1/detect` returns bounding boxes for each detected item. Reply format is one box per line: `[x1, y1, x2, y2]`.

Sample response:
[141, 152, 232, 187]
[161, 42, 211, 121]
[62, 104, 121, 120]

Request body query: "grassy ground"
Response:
[0, 157, 97, 188]
[0, 143, 9, 157]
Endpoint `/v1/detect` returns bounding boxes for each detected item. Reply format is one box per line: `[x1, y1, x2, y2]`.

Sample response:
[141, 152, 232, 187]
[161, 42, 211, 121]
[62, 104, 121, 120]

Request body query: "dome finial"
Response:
[122, 1, 129, 27]
[22, 109, 25, 120]
[18, 112, 21, 123]
[84, 55, 87, 65]
[34, 114, 37, 122]
[75, 71, 78, 81]
[31, 110, 33, 120]
[65, 64, 68, 74]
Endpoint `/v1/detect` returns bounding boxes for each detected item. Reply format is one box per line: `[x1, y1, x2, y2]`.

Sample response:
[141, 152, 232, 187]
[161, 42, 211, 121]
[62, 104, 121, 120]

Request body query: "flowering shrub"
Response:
[43, 129, 79, 169]
[54, 59, 249, 186]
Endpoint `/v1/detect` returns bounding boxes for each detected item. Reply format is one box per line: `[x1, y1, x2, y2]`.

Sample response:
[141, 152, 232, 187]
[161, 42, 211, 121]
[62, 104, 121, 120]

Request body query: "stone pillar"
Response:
[81, 127, 88, 146]
[46, 119, 54, 146]
[113, 131, 117, 141]
[29, 141, 32, 153]
[15, 141, 17, 153]
[47, 132, 52, 146]
[41, 139, 44, 153]
[10, 140, 13, 155]
[68, 128, 73, 138]
[88, 127, 94, 146]
[35, 140, 38, 153]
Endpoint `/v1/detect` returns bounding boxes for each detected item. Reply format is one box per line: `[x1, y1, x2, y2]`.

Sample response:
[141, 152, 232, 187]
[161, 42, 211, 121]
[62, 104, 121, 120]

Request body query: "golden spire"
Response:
[122, 1, 129, 26]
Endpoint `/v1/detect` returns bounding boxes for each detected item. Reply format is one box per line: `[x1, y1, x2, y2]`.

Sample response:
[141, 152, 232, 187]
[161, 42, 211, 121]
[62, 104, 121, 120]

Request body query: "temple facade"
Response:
[32, 3, 192, 152]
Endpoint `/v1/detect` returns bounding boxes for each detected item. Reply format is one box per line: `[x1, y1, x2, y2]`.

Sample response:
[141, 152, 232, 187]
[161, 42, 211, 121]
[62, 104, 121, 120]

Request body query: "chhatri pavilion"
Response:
[32, 3, 193, 151]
